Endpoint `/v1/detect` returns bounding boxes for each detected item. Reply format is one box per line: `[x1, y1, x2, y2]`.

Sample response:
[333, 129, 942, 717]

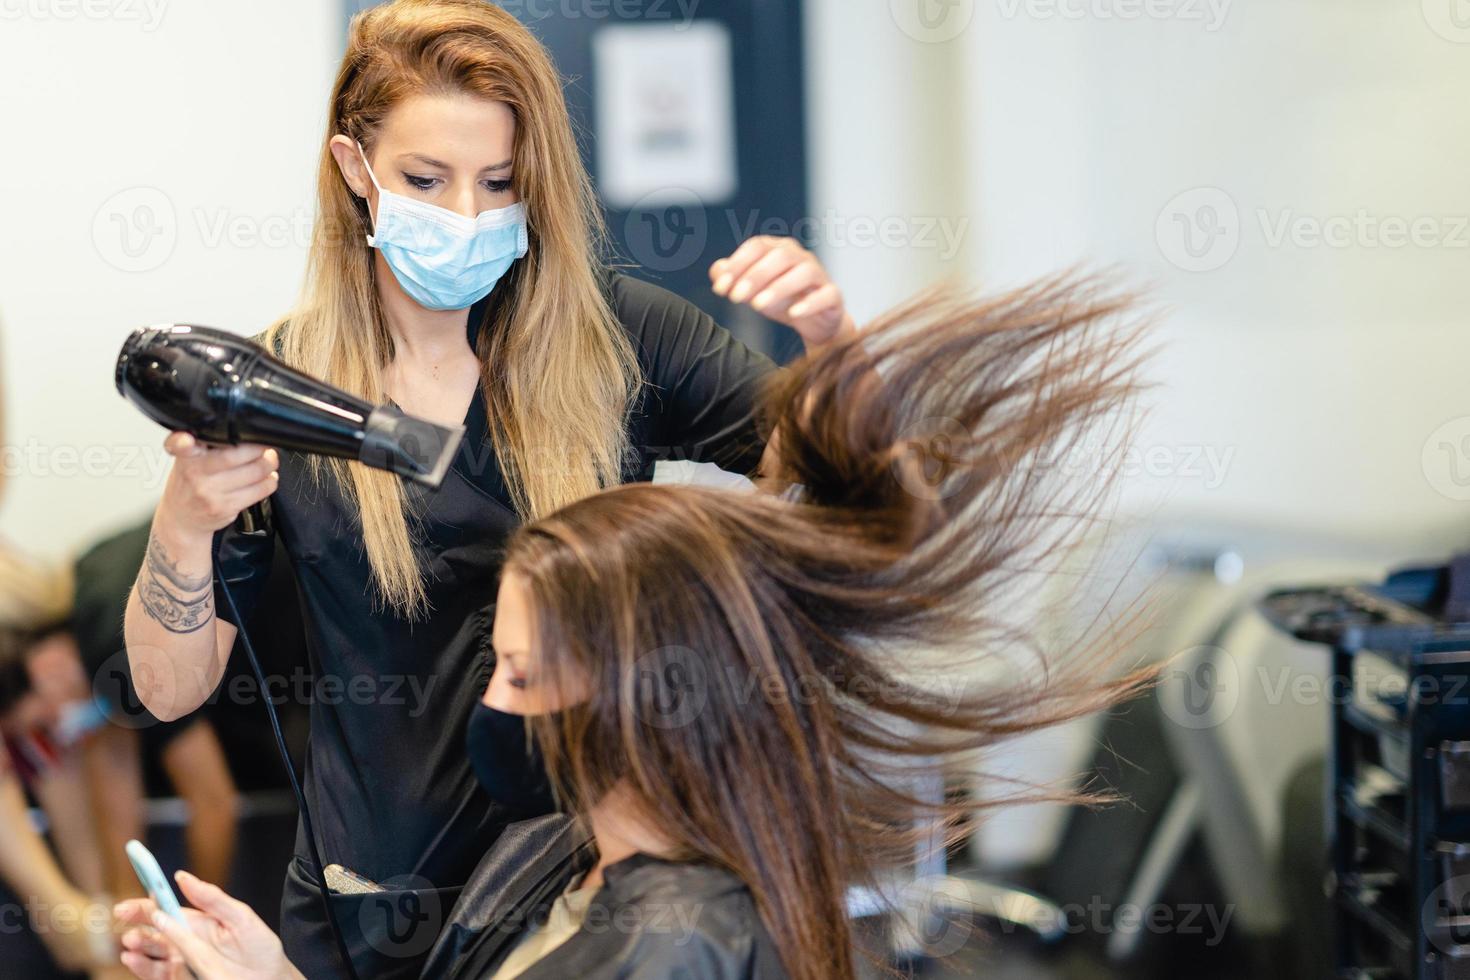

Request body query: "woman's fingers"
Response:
[151, 910, 222, 975]
[162, 432, 206, 459]
[175, 871, 253, 933]
[215, 452, 281, 495]
[709, 256, 731, 291]
[727, 242, 804, 306]
[710, 237, 849, 341]
[750, 261, 824, 318]
[114, 898, 160, 928]
[200, 445, 279, 477]
[219, 475, 280, 517]
[711, 236, 786, 298]
[788, 282, 843, 322]
[120, 949, 181, 980]
[119, 922, 184, 980]
[164, 434, 277, 473]
[120, 924, 173, 960]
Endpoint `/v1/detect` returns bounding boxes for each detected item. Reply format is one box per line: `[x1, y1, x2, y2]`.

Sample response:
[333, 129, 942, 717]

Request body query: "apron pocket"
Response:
[283, 854, 463, 980]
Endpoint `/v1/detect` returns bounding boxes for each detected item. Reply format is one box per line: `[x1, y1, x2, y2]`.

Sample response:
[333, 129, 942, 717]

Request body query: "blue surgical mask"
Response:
[357, 142, 528, 311]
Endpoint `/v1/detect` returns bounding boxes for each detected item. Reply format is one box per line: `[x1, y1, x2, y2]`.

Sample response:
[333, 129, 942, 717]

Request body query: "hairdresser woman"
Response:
[121, 1, 852, 976]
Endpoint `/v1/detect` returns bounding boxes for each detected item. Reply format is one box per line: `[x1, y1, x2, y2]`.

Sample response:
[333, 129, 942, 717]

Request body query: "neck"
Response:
[375, 254, 473, 363]
[581, 783, 675, 892]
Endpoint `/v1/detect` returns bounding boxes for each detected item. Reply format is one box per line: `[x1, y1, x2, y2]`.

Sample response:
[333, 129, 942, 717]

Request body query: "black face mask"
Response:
[465, 701, 561, 817]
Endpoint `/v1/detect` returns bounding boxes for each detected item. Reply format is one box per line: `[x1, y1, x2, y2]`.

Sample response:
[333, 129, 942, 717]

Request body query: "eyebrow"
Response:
[399, 153, 513, 173]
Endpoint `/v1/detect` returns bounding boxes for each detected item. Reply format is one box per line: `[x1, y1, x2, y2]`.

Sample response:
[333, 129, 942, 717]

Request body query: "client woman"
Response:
[116, 273, 1155, 979]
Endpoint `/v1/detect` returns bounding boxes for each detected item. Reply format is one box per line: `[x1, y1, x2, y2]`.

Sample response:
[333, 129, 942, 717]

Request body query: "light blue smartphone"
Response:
[124, 840, 191, 930]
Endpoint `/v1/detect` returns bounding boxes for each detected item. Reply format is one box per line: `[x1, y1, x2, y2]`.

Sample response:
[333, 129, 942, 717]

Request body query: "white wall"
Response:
[961, 0, 1470, 548]
[0, 1, 339, 558]
[802, 0, 972, 323]
[954, 0, 1470, 866]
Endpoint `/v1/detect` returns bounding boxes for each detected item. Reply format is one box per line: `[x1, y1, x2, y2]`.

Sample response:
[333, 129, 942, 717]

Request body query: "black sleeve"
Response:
[71, 519, 152, 678]
[611, 274, 779, 477]
[211, 518, 275, 629]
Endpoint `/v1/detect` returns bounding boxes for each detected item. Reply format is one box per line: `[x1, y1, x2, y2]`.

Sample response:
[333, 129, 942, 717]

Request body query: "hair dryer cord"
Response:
[212, 535, 361, 980]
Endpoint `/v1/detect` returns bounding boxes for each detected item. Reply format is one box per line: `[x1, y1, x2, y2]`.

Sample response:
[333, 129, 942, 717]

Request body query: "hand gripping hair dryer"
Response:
[116, 324, 465, 532]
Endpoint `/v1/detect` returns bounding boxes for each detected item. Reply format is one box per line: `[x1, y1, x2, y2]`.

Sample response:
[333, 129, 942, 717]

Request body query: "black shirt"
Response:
[211, 273, 776, 892]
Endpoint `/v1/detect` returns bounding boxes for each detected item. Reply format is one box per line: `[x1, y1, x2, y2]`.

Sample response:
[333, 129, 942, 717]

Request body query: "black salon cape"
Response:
[422, 815, 787, 979]
[211, 273, 776, 978]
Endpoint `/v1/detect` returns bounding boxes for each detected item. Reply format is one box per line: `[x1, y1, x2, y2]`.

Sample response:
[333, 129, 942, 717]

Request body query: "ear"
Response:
[328, 135, 372, 200]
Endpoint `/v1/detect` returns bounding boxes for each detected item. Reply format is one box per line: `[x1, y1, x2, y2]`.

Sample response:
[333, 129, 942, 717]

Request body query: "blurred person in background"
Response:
[0, 747, 125, 977]
[0, 537, 242, 897]
[0, 553, 124, 977]
[0, 549, 109, 895]
[0, 516, 307, 955]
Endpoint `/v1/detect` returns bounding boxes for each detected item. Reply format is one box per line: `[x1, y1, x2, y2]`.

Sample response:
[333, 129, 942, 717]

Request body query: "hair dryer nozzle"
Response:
[362, 406, 465, 489]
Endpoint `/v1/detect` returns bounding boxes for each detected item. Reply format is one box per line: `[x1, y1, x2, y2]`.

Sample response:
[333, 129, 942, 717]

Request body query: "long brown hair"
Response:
[266, 0, 640, 619]
[506, 272, 1158, 980]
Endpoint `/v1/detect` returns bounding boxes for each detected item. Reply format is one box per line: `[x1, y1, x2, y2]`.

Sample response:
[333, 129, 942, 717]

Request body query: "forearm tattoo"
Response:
[138, 534, 215, 634]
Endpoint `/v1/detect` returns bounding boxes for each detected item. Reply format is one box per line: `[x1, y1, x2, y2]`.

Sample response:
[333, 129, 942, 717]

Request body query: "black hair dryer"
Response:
[116, 324, 465, 535]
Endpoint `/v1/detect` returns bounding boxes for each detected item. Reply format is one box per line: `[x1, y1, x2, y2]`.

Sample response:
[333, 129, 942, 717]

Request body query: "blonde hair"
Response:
[264, 0, 640, 621]
[0, 545, 72, 632]
[0, 324, 72, 630]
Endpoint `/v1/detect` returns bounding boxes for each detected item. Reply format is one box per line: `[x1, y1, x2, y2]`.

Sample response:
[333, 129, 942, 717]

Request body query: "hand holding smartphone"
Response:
[124, 839, 191, 930]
